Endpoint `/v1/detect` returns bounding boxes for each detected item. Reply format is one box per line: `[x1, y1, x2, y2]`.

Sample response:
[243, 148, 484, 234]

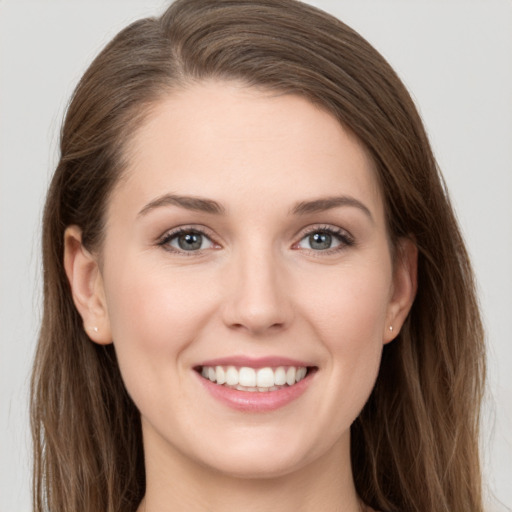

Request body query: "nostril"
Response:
[227, 321, 285, 335]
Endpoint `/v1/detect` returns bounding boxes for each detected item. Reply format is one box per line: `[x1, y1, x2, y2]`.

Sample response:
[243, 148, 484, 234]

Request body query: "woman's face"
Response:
[81, 81, 415, 479]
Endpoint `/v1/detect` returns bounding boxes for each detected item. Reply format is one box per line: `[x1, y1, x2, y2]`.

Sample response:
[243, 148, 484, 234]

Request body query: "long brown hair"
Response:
[31, 1, 486, 511]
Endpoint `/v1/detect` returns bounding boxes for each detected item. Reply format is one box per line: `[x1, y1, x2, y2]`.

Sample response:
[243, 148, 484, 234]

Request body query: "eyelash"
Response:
[157, 226, 219, 256]
[157, 225, 355, 256]
[295, 225, 355, 255]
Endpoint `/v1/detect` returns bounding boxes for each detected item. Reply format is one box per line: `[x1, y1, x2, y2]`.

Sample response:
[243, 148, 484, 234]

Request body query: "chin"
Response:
[201, 451, 308, 480]
[187, 426, 332, 480]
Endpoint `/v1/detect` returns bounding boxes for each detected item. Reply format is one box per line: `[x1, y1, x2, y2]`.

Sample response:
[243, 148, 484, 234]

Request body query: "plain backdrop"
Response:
[1, 1, 511, 510]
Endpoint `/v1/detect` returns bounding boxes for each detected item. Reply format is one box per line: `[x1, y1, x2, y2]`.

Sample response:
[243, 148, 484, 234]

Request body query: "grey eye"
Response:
[298, 231, 342, 251]
[309, 232, 332, 250]
[169, 231, 214, 251]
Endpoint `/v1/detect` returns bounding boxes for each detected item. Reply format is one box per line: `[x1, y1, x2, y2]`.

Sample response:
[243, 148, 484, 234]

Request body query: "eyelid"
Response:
[157, 225, 221, 254]
[292, 224, 355, 252]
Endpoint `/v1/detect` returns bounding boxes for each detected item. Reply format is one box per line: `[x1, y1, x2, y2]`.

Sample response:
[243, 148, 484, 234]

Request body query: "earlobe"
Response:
[384, 237, 418, 344]
[63, 226, 112, 345]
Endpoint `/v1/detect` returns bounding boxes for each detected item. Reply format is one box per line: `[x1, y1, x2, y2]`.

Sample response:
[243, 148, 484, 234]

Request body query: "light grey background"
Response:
[1, 1, 511, 510]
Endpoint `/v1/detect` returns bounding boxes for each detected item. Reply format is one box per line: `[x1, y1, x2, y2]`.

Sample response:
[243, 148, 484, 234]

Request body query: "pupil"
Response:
[310, 232, 331, 250]
[178, 232, 202, 250]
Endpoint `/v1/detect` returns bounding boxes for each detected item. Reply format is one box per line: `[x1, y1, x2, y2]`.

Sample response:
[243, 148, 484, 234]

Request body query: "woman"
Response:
[30, 0, 486, 511]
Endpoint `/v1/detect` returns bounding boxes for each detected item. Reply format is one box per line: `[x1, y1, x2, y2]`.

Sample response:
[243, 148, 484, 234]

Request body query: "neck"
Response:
[138, 429, 362, 512]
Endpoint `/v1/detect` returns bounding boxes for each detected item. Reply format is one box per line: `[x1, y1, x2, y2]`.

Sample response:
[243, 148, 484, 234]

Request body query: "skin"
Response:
[65, 81, 417, 512]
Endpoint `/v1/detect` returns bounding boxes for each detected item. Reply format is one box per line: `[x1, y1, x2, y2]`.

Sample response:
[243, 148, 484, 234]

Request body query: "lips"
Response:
[194, 357, 318, 411]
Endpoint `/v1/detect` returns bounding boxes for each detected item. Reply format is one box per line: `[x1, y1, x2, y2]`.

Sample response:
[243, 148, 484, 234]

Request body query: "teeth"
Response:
[215, 366, 226, 385]
[239, 367, 256, 387]
[199, 365, 309, 390]
[286, 367, 296, 386]
[226, 366, 238, 386]
[274, 367, 286, 386]
[296, 367, 307, 381]
[236, 385, 258, 392]
[256, 367, 274, 388]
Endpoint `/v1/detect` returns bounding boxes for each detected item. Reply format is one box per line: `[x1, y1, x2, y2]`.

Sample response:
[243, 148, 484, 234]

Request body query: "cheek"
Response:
[299, 263, 391, 405]
[302, 262, 391, 345]
[101, 270, 205, 440]
[104, 256, 216, 344]
[101, 258, 214, 399]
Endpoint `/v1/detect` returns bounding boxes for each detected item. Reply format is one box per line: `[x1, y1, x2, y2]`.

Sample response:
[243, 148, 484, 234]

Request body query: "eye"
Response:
[160, 229, 216, 252]
[296, 227, 353, 252]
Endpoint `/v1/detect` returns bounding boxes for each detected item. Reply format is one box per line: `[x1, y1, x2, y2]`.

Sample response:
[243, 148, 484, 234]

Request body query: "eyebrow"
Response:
[291, 196, 373, 221]
[138, 193, 372, 220]
[138, 194, 226, 216]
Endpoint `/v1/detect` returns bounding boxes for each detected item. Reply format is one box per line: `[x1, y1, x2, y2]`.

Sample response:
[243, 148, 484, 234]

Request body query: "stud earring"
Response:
[90, 326, 98, 333]
[389, 325, 393, 332]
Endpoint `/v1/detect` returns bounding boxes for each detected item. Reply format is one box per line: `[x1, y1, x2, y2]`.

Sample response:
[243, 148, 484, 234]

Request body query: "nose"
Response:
[221, 246, 293, 336]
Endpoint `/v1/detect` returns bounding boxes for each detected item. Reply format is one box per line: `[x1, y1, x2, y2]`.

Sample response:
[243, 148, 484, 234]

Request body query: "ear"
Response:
[384, 237, 418, 344]
[63, 225, 112, 345]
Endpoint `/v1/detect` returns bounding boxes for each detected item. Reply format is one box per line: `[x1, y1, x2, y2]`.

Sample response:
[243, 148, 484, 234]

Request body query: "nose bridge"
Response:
[223, 238, 291, 334]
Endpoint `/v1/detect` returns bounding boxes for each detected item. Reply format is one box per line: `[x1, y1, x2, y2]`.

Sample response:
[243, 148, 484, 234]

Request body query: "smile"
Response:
[195, 360, 317, 412]
[199, 365, 309, 392]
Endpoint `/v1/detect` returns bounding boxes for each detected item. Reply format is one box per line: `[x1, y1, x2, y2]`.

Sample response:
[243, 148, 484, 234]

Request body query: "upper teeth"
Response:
[200, 365, 308, 389]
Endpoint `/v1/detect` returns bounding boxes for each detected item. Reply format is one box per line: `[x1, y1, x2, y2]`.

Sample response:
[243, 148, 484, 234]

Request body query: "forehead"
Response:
[113, 81, 384, 221]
